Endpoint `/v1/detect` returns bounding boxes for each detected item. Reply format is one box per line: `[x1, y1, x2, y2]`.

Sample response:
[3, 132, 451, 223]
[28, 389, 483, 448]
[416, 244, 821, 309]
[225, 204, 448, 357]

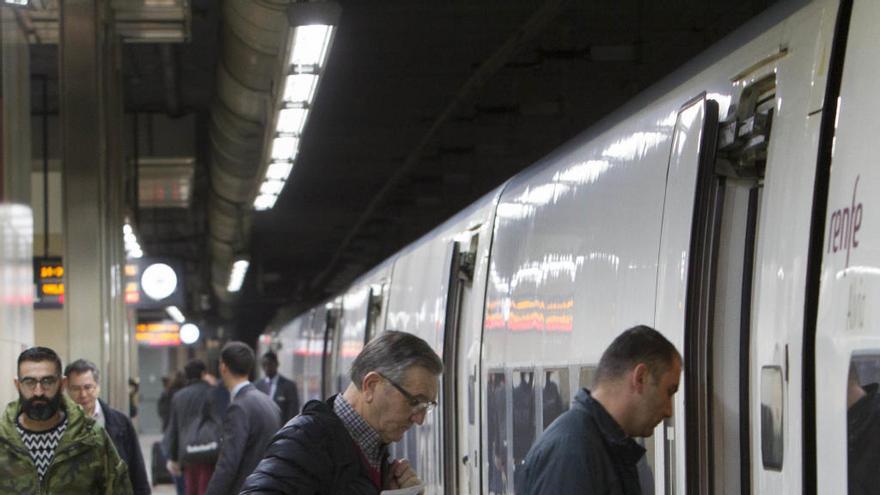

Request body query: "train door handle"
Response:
[462, 455, 469, 465]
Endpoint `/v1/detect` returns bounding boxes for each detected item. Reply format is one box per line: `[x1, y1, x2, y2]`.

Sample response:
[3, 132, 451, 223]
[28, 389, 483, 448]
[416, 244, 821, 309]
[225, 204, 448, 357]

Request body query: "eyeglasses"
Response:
[18, 376, 59, 391]
[68, 384, 97, 394]
[377, 372, 437, 414]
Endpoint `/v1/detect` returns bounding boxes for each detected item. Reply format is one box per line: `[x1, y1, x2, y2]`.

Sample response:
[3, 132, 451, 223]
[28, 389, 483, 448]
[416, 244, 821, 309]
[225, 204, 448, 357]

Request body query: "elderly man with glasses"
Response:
[0, 347, 132, 494]
[241, 331, 443, 494]
[65, 358, 151, 495]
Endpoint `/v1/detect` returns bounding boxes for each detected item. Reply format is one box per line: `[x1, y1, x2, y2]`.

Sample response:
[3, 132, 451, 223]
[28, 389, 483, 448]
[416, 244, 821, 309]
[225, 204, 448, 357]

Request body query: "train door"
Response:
[655, 81, 773, 494]
[442, 234, 480, 493]
[321, 302, 341, 397]
[812, 1, 878, 493]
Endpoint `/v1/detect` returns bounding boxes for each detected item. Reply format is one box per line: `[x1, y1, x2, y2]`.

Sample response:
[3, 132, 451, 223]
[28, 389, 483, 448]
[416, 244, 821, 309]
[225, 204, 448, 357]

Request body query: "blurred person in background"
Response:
[205, 342, 280, 495]
[256, 351, 301, 423]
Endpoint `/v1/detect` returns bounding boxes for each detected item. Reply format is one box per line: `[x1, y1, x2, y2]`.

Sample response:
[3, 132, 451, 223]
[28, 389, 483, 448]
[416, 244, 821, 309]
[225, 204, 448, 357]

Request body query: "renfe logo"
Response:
[827, 175, 863, 267]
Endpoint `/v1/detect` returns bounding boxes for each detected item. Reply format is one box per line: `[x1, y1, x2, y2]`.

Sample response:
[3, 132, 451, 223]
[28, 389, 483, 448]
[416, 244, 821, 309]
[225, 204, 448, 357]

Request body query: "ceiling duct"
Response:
[207, 0, 289, 304]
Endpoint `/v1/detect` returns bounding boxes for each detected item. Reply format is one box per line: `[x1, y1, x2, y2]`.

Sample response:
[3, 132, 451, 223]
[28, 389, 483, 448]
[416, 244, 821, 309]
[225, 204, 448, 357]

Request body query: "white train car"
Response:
[265, 0, 880, 492]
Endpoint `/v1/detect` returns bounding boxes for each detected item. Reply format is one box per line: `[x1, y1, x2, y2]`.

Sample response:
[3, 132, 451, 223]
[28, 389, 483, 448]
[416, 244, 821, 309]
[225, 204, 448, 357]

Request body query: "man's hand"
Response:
[166, 459, 181, 477]
[387, 459, 422, 491]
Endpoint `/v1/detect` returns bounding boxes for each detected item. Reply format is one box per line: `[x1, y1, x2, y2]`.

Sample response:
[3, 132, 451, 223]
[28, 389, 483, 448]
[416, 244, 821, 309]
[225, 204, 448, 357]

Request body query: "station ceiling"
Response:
[26, 0, 778, 343]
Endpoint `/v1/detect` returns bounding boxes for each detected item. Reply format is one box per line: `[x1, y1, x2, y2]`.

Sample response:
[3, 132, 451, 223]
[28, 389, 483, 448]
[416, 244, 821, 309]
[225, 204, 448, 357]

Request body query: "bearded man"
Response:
[0, 346, 132, 494]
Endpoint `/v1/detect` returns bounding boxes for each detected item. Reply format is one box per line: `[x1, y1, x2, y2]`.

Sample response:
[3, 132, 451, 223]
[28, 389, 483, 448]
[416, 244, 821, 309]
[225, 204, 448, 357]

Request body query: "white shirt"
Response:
[91, 399, 106, 427]
[231, 380, 251, 400]
[264, 375, 278, 399]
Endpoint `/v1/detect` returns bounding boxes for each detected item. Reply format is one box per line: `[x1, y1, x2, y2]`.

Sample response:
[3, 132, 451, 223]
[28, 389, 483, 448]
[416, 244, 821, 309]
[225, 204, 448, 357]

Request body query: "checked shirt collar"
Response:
[334, 393, 383, 469]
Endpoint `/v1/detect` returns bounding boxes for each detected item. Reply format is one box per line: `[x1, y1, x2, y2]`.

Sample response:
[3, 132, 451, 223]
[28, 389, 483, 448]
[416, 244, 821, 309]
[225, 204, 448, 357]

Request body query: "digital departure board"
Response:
[135, 321, 182, 346]
[34, 257, 64, 308]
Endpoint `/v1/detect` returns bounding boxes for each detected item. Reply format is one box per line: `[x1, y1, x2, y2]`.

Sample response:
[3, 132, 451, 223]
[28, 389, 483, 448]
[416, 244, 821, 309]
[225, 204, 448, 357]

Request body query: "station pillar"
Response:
[59, 0, 130, 411]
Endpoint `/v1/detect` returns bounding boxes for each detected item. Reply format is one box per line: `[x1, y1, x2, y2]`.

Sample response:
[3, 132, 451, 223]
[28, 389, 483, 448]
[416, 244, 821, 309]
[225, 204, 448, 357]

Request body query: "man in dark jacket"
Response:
[241, 331, 443, 494]
[519, 325, 681, 495]
[162, 359, 217, 495]
[65, 359, 151, 495]
[205, 342, 281, 495]
[847, 363, 880, 495]
[256, 351, 301, 423]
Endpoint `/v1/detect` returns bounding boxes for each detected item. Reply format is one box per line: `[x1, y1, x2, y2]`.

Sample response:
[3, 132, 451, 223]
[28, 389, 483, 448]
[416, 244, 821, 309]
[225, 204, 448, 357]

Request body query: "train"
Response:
[260, 0, 879, 493]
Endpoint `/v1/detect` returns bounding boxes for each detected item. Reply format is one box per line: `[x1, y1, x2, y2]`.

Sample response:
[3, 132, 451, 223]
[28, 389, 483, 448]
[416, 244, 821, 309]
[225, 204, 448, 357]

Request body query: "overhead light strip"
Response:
[227, 258, 250, 292]
[253, 10, 339, 212]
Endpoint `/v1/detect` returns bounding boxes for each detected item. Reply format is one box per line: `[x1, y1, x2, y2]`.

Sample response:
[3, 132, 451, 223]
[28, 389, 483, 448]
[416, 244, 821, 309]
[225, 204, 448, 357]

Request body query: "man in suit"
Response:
[205, 342, 281, 495]
[256, 351, 301, 423]
[64, 359, 150, 495]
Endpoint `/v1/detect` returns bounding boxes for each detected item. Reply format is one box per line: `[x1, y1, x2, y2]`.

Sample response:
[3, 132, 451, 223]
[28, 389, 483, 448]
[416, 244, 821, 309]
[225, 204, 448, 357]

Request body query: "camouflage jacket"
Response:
[0, 395, 133, 495]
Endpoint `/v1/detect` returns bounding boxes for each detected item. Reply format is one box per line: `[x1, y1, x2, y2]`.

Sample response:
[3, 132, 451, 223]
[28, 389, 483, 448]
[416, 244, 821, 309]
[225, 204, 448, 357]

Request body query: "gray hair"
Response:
[64, 358, 100, 383]
[349, 331, 443, 388]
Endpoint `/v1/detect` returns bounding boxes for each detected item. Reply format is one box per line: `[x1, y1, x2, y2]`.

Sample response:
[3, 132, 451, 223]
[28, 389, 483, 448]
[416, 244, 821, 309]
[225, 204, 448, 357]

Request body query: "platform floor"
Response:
[139, 433, 176, 495]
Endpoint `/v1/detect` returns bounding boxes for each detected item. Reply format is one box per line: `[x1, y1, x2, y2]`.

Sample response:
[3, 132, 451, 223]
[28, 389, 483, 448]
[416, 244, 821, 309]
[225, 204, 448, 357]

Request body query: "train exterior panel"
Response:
[262, 0, 880, 493]
[815, 0, 880, 493]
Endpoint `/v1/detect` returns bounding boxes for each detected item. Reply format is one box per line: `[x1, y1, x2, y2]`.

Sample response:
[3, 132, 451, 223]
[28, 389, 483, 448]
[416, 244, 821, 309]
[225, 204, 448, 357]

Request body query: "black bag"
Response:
[181, 398, 222, 465]
[151, 441, 173, 485]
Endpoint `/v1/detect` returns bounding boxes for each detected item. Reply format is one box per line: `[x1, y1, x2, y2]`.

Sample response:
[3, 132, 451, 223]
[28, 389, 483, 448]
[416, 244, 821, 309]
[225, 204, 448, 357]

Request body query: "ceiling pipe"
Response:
[207, 0, 289, 307]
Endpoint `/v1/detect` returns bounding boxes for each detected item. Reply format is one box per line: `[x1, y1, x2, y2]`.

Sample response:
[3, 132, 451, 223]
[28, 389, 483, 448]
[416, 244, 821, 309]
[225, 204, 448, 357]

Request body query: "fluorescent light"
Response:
[289, 25, 333, 69]
[266, 161, 293, 181]
[123, 224, 133, 236]
[227, 259, 250, 292]
[260, 179, 286, 196]
[3, 0, 29, 6]
[253, 193, 279, 211]
[179, 323, 201, 345]
[271, 136, 299, 161]
[165, 305, 186, 324]
[276, 107, 309, 134]
[283, 74, 318, 105]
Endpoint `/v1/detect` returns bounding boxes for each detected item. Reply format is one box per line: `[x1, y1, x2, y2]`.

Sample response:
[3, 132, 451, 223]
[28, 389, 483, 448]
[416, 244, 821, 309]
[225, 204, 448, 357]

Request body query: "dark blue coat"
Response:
[519, 388, 646, 495]
[240, 395, 388, 494]
[99, 399, 151, 495]
[255, 374, 301, 424]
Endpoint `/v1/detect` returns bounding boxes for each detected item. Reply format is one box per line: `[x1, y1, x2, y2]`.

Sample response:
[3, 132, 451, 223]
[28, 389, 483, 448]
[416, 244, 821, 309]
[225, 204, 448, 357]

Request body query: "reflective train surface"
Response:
[261, 0, 880, 492]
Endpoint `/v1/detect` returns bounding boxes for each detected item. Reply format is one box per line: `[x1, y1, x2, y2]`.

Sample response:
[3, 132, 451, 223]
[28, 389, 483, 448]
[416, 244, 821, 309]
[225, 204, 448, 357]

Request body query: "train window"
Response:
[760, 366, 784, 470]
[512, 369, 536, 493]
[486, 371, 508, 495]
[847, 355, 880, 494]
[579, 365, 597, 390]
[541, 368, 569, 430]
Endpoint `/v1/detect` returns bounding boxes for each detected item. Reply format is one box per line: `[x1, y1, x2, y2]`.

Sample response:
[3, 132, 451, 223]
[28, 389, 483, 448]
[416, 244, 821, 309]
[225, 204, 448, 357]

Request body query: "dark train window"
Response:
[512, 369, 536, 492]
[579, 365, 597, 390]
[541, 368, 569, 430]
[760, 366, 784, 470]
[486, 371, 508, 495]
[848, 354, 880, 494]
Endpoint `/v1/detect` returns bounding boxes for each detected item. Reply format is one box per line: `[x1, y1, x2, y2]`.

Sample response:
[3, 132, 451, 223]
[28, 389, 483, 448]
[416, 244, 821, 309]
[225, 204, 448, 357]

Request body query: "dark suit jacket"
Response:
[205, 383, 281, 495]
[256, 374, 301, 423]
[99, 399, 151, 495]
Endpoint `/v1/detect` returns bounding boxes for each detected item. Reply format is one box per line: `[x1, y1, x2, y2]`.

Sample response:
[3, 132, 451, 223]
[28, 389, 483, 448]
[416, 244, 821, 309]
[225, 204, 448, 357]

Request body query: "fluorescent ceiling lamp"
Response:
[283, 74, 319, 105]
[227, 258, 250, 292]
[165, 305, 186, 324]
[266, 161, 293, 181]
[123, 224, 133, 236]
[271, 136, 299, 161]
[289, 25, 333, 69]
[276, 107, 309, 134]
[3, 0, 29, 6]
[260, 179, 286, 196]
[253, 193, 279, 211]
